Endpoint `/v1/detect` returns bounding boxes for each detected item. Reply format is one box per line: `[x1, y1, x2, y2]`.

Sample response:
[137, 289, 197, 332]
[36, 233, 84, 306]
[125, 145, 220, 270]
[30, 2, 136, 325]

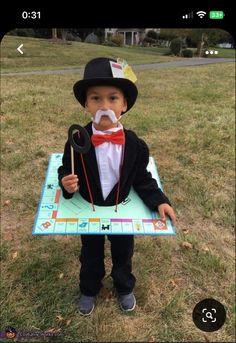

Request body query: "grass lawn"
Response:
[1, 35, 178, 73]
[1, 35, 235, 74]
[0, 41, 235, 342]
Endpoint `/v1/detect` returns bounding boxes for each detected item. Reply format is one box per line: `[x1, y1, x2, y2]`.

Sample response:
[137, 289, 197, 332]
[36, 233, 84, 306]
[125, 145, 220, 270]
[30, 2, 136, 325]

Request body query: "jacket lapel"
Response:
[83, 122, 102, 192]
[120, 129, 137, 187]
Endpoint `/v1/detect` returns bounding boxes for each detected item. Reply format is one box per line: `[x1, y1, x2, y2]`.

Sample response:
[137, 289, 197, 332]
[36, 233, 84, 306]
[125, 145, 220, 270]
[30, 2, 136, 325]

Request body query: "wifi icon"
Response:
[196, 11, 206, 18]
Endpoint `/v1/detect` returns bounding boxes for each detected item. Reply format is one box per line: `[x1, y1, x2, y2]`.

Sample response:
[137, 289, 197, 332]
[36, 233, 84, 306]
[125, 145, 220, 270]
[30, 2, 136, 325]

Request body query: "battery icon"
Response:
[209, 11, 225, 19]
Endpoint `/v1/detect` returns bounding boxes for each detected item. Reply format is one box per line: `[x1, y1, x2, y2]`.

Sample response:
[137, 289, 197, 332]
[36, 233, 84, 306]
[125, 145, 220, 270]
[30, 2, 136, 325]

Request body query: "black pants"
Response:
[79, 234, 136, 296]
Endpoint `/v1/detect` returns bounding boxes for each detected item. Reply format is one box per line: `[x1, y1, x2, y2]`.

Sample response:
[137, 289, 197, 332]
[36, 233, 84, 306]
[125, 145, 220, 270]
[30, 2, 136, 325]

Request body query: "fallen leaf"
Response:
[201, 245, 210, 253]
[203, 333, 210, 342]
[181, 241, 193, 249]
[174, 196, 185, 203]
[58, 273, 64, 279]
[4, 200, 10, 206]
[190, 156, 198, 163]
[12, 252, 18, 259]
[46, 327, 61, 333]
[169, 279, 178, 287]
[66, 319, 72, 326]
[56, 315, 64, 322]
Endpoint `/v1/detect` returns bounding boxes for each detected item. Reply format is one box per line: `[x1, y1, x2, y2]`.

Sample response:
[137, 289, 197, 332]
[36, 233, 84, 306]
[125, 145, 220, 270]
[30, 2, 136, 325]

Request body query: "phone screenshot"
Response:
[0, 4, 235, 342]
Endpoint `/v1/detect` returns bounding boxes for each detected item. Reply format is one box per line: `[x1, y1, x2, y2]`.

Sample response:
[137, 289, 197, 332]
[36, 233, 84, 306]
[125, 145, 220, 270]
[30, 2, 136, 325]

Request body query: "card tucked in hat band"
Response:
[110, 61, 125, 78]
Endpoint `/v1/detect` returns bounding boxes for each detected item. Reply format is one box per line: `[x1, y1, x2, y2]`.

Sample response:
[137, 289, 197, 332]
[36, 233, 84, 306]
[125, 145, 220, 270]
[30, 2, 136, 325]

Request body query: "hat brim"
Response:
[73, 78, 138, 114]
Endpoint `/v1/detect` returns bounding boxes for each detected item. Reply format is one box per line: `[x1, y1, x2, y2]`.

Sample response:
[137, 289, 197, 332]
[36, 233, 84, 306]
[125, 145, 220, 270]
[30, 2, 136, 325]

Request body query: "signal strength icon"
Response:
[182, 12, 193, 19]
[196, 11, 206, 18]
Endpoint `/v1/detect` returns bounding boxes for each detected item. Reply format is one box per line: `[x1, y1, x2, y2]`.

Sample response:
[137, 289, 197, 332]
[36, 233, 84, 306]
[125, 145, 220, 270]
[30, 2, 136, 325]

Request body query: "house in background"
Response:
[216, 42, 233, 48]
[105, 28, 160, 45]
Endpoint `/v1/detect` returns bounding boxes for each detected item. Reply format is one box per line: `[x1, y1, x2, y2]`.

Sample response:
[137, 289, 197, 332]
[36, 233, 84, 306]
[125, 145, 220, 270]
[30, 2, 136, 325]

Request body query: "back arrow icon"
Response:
[17, 44, 24, 54]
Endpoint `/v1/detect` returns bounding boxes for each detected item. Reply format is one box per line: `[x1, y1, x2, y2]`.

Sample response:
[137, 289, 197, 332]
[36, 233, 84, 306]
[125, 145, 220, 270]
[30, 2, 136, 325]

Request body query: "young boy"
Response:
[58, 57, 176, 316]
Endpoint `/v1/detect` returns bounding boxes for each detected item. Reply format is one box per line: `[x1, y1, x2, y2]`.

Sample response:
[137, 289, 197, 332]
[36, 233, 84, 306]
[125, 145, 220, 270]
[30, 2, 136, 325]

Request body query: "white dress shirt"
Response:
[92, 122, 124, 200]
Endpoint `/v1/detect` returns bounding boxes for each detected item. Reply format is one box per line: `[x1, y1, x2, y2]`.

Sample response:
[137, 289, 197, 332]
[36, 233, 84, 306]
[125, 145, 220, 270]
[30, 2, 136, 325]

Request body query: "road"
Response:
[1, 58, 235, 77]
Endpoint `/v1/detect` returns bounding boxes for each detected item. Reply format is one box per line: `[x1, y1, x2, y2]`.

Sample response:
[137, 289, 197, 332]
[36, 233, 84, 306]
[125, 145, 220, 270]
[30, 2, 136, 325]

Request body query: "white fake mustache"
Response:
[92, 109, 121, 124]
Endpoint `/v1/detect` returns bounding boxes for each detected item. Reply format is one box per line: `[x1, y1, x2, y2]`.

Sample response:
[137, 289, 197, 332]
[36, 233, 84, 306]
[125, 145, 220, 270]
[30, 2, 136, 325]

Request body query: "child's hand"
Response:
[158, 203, 177, 226]
[61, 174, 79, 193]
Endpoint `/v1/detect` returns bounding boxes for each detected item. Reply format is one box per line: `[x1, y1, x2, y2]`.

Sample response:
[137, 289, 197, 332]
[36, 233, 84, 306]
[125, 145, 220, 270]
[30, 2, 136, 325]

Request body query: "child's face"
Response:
[85, 85, 127, 130]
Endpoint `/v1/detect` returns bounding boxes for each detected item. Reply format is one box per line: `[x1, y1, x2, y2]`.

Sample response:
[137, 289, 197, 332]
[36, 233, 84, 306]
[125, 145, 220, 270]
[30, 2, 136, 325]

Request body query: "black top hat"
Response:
[73, 57, 138, 114]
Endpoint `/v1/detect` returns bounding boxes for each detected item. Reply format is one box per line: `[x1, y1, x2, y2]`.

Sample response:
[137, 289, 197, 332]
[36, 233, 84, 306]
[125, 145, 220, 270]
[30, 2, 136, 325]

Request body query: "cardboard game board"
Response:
[33, 154, 176, 236]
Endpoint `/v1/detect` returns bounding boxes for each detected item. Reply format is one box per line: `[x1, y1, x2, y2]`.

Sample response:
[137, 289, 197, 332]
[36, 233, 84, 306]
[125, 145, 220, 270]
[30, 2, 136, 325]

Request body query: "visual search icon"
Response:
[202, 308, 216, 322]
[196, 11, 206, 18]
[192, 298, 226, 332]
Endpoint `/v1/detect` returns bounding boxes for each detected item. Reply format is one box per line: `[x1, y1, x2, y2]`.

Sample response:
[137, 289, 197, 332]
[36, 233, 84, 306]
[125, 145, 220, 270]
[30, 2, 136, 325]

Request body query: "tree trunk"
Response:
[52, 28, 57, 39]
[61, 29, 67, 41]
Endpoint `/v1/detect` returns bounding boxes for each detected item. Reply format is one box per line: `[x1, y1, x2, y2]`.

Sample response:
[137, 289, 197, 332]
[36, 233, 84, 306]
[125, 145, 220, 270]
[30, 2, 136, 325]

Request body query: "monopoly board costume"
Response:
[33, 152, 175, 236]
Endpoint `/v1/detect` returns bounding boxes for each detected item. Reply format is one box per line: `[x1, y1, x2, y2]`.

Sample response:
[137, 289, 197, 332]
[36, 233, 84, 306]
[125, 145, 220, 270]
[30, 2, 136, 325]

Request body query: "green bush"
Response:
[110, 34, 124, 47]
[7, 28, 35, 37]
[182, 49, 193, 57]
[146, 30, 158, 40]
[103, 40, 118, 47]
[170, 38, 182, 56]
[143, 36, 156, 45]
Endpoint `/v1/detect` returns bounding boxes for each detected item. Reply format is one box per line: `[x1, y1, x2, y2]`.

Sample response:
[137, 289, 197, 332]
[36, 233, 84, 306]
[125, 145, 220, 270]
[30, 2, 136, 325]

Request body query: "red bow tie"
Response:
[91, 129, 125, 147]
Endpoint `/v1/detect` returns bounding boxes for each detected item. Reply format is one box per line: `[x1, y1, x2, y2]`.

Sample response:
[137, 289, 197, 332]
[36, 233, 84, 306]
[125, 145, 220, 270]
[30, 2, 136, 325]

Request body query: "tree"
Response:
[170, 38, 183, 56]
[184, 29, 233, 48]
[61, 29, 67, 41]
[34, 29, 51, 38]
[52, 28, 58, 39]
[196, 32, 208, 57]
[64, 29, 105, 42]
[160, 28, 234, 49]
[146, 30, 158, 40]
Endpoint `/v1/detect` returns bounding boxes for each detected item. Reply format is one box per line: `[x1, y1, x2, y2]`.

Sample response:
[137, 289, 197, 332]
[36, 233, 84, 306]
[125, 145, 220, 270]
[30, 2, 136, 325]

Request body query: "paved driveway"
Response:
[1, 58, 235, 77]
[133, 57, 235, 70]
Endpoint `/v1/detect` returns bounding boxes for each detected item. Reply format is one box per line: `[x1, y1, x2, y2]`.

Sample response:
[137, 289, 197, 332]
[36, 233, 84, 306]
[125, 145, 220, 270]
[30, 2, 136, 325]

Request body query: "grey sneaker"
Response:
[118, 292, 136, 312]
[78, 294, 95, 316]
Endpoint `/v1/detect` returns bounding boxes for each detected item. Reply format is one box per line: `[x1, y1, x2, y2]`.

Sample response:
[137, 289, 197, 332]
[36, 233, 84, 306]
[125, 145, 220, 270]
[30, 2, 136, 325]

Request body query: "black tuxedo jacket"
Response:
[58, 122, 171, 210]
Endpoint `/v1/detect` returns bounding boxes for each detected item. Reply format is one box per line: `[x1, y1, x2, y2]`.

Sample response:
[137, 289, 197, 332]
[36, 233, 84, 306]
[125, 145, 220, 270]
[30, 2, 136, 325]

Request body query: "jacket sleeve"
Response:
[57, 139, 74, 199]
[133, 138, 171, 210]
